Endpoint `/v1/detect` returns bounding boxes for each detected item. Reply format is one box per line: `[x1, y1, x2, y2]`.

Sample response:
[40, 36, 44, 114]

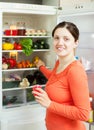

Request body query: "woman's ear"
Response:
[74, 40, 79, 48]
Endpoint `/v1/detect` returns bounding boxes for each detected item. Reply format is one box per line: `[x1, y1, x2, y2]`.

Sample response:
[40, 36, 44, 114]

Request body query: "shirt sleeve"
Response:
[39, 60, 59, 79]
[47, 65, 90, 121]
[39, 66, 52, 79]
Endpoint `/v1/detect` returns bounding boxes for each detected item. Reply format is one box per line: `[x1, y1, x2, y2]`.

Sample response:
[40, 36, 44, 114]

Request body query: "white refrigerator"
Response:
[0, 2, 57, 130]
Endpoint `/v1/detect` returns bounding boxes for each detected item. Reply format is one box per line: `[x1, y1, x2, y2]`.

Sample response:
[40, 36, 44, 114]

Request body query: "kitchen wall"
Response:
[0, 0, 42, 4]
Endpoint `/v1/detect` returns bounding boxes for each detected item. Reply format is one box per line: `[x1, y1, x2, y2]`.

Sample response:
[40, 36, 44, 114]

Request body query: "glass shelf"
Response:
[2, 35, 51, 38]
[2, 85, 45, 91]
[2, 49, 50, 53]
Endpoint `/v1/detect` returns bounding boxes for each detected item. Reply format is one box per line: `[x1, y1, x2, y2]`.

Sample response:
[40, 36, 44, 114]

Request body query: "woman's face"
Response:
[53, 27, 78, 57]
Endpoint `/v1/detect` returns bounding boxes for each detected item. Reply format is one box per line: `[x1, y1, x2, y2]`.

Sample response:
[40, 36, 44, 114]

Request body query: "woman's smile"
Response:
[56, 45, 65, 51]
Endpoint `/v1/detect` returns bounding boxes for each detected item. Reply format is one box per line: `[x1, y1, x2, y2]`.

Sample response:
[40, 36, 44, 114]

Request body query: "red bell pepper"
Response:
[14, 42, 22, 50]
[7, 58, 16, 68]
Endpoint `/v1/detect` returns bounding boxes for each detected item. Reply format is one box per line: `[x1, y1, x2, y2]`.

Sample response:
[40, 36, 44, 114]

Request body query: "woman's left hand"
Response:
[32, 88, 51, 108]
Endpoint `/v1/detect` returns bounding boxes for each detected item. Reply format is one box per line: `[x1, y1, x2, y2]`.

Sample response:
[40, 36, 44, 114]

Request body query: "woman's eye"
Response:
[64, 37, 69, 41]
[54, 37, 59, 40]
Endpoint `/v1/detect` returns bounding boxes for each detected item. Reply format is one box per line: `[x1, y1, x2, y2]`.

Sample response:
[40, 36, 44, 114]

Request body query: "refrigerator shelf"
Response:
[2, 84, 45, 91]
[2, 49, 50, 53]
[2, 35, 51, 38]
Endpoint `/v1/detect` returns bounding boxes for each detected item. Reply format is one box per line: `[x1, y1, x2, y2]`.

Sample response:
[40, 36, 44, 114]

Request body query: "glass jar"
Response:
[10, 23, 18, 36]
[3, 22, 10, 36]
[17, 22, 26, 36]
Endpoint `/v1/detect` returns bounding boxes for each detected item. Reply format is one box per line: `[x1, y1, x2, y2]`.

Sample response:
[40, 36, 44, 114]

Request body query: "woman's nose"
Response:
[58, 38, 64, 45]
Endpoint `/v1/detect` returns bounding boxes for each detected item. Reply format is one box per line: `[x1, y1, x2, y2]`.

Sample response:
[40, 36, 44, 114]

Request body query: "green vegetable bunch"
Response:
[20, 38, 33, 56]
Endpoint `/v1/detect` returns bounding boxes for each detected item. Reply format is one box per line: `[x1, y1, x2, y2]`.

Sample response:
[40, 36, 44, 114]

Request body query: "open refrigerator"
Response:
[0, 2, 58, 110]
[0, 2, 57, 130]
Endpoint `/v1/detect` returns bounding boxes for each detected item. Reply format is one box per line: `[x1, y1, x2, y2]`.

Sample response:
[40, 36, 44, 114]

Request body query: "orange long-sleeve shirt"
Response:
[40, 60, 90, 130]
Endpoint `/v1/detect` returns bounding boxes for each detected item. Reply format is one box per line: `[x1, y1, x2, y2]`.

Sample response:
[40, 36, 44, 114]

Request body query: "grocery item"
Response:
[17, 22, 26, 36]
[32, 85, 42, 96]
[2, 42, 14, 50]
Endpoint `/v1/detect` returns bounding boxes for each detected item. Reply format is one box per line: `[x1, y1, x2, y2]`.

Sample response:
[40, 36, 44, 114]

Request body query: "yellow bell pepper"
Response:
[2, 42, 14, 50]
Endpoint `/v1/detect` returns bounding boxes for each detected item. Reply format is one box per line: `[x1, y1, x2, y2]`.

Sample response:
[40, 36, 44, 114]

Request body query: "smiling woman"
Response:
[33, 21, 90, 130]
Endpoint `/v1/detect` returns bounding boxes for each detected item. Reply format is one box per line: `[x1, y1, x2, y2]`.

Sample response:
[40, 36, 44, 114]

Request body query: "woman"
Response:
[32, 21, 90, 130]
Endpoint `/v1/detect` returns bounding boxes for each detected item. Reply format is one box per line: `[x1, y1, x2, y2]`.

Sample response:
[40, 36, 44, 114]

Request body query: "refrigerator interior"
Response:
[3, 12, 56, 68]
[2, 12, 57, 108]
[58, 13, 94, 98]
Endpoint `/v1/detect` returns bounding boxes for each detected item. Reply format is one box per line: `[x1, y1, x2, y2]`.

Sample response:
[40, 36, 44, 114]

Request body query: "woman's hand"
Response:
[34, 59, 45, 68]
[32, 88, 51, 108]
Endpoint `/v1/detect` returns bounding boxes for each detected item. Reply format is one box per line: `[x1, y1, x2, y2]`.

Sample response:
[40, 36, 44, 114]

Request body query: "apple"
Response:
[32, 85, 42, 96]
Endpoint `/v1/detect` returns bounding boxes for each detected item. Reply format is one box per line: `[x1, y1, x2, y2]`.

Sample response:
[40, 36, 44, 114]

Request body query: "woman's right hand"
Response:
[32, 87, 51, 108]
[34, 59, 45, 68]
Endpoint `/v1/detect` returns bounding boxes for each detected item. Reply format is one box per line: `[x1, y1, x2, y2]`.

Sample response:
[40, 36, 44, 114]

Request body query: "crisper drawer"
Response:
[0, 104, 46, 130]
[1, 119, 46, 130]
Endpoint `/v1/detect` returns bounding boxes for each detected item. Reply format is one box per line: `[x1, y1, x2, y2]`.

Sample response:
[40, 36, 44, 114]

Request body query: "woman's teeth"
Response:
[58, 47, 62, 50]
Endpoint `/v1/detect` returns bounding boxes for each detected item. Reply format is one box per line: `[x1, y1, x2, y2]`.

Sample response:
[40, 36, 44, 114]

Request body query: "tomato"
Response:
[14, 42, 22, 50]
[16, 44, 22, 50]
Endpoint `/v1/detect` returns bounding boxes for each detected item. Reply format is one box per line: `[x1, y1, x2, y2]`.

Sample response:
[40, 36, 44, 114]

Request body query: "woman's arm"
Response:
[34, 59, 52, 79]
[39, 65, 52, 79]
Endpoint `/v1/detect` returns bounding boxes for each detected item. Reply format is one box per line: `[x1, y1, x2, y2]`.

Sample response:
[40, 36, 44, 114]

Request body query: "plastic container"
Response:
[5, 30, 18, 36]
[2, 81, 20, 89]
[4, 23, 18, 36]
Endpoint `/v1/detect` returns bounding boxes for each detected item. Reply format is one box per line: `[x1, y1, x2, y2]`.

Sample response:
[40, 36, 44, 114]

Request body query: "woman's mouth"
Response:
[56, 46, 65, 51]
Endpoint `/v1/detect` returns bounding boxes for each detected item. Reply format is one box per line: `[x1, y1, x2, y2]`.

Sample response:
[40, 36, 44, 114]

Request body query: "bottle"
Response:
[17, 22, 26, 36]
